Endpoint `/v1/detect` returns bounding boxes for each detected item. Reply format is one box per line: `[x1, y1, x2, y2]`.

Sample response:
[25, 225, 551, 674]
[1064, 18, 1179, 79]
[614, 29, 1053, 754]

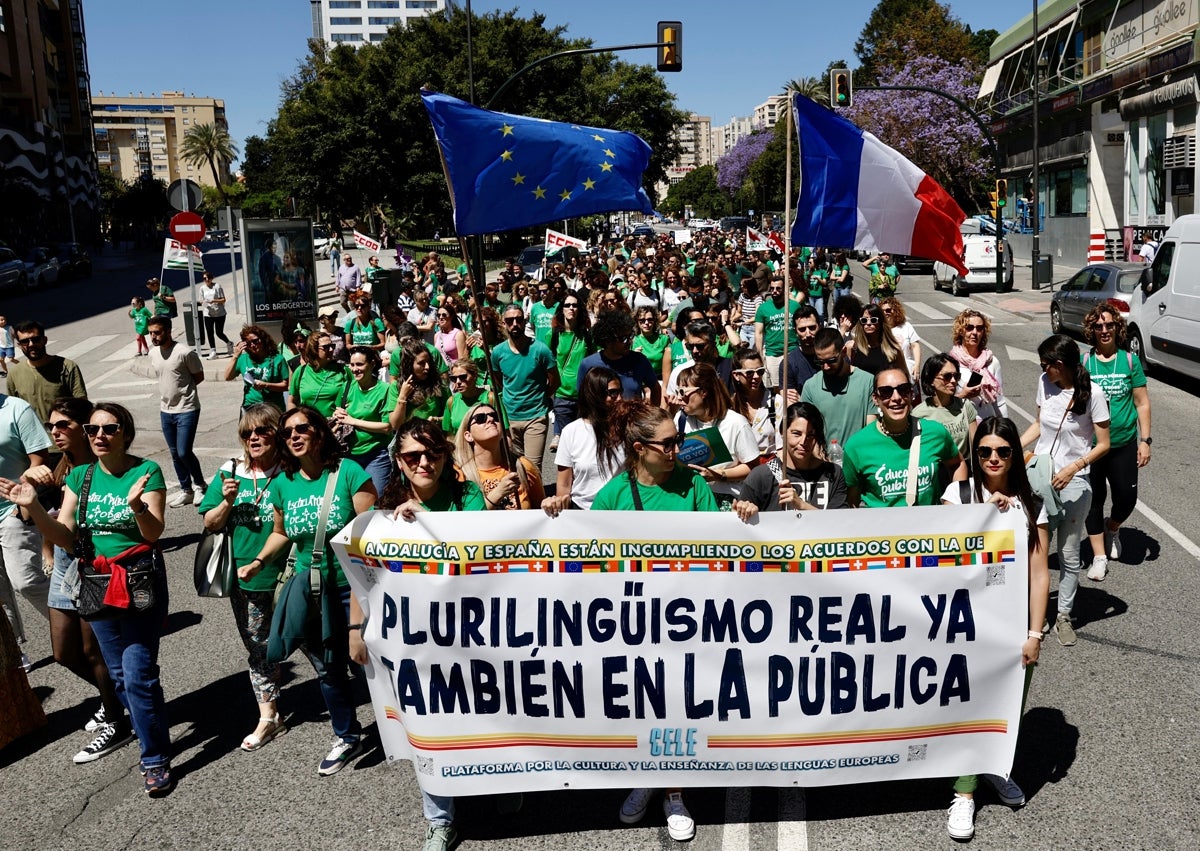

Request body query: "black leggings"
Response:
[202, 315, 232, 349]
[1085, 438, 1138, 534]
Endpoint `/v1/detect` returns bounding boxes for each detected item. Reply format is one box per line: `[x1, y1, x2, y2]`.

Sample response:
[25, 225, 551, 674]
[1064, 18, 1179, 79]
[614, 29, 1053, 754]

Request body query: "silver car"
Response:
[1050, 262, 1145, 335]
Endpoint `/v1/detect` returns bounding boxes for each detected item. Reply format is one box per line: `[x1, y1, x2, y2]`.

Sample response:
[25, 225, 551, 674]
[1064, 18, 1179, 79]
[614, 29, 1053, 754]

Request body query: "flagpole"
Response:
[778, 91, 794, 485]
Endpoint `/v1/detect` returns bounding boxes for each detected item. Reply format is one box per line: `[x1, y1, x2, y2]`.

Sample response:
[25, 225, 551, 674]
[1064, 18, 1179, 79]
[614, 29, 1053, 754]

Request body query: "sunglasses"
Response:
[874, 383, 913, 399]
[281, 422, 315, 439]
[1093, 322, 1116, 331]
[605, 387, 623, 398]
[936, 371, 959, 383]
[977, 445, 1014, 460]
[83, 423, 121, 437]
[398, 446, 446, 467]
[1039, 360, 1059, 372]
[469, 411, 501, 426]
[678, 386, 702, 400]
[684, 341, 708, 351]
[503, 317, 525, 326]
[16, 336, 45, 347]
[641, 435, 685, 452]
[734, 367, 766, 378]
[860, 317, 880, 325]
[320, 344, 337, 352]
[816, 356, 841, 367]
[45, 419, 74, 431]
[963, 323, 985, 332]
[240, 425, 276, 439]
[437, 313, 451, 319]
[562, 302, 579, 309]
[245, 337, 262, 345]
[448, 373, 470, 383]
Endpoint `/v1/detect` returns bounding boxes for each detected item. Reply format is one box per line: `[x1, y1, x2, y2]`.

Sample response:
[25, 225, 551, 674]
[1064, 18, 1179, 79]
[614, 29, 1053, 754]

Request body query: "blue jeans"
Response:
[1051, 474, 1091, 616]
[552, 396, 578, 436]
[350, 445, 391, 502]
[300, 584, 362, 744]
[832, 285, 853, 304]
[809, 295, 825, 324]
[423, 790, 456, 826]
[160, 410, 205, 491]
[89, 573, 171, 769]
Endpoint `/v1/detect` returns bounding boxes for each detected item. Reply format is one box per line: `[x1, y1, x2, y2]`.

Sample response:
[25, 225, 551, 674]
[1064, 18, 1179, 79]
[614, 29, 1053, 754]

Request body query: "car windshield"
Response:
[1117, 270, 1142, 294]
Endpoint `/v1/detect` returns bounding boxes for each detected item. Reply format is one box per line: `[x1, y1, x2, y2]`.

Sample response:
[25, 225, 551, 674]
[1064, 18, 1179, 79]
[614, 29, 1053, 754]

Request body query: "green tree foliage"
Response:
[179, 123, 239, 204]
[782, 76, 829, 106]
[854, 0, 989, 85]
[261, 9, 685, 234]
[664, 165, 726, 218]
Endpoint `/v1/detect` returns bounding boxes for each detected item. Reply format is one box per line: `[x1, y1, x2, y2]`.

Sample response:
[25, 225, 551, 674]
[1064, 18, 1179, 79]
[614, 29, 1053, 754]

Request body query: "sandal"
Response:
[241, 713, 286, 752]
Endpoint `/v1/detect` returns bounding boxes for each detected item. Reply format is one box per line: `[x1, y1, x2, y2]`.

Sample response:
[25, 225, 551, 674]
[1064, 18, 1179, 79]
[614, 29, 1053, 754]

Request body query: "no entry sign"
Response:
[169, 211, 206, 246]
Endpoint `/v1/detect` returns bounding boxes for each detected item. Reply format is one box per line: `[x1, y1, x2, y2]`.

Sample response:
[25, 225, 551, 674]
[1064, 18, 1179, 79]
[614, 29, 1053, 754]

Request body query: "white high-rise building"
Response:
[311, 0, 450, 48]
[712, 115, 755, 160]
[753, 94, 789, 129]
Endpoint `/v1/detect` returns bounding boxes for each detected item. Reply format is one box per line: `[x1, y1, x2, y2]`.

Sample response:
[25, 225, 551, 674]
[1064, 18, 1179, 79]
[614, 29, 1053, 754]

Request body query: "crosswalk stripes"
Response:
[903, 301, 952, 320]
[722, 787, 752, 849]
[776, 788, 809, 850]
[57, 334, 119, 361]
[939, 300, 994, 319]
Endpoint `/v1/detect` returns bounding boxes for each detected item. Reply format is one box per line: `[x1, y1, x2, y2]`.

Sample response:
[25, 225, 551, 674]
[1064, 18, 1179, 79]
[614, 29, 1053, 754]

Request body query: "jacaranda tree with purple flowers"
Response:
[716, 130, 773, 201]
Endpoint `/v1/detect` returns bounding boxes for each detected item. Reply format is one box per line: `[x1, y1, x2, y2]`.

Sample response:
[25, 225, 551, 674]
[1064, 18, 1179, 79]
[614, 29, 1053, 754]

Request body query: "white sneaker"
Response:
[947, 794, 975, 840]
[193, 484, 207, 501]
[1106, 525, 1122, 560]
[1087, 556, 1109, 582]
[619, 787, 653, 824]
[663, 792, 695, 841]
[167, 489, 193, 508]
[982, 773, 1026, 807]
[206, 350, 217, 360]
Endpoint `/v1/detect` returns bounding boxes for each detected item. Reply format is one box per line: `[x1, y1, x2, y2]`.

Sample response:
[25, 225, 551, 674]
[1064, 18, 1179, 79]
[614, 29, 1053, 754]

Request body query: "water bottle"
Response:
[827, 439, 843, 465]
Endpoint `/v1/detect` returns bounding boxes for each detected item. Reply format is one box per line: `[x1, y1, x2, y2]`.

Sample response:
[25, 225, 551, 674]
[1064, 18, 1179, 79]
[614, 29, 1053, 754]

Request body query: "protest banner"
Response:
[161, 238, 204, 270]
[354, 230, 381, 252]
[332, 505, 1028, 796]
[545, 228, 588, 252]
[673, 228, 692, 245]
[746, 226, 770, 252]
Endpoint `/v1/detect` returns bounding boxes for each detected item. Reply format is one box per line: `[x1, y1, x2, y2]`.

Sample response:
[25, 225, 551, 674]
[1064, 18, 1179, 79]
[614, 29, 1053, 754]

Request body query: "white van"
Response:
[933, 219, 1014, 296]
[1127, 214, 1200, 379]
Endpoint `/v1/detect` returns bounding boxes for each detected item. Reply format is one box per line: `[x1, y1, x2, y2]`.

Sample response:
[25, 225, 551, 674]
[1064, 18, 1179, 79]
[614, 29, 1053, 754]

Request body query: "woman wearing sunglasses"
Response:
[549, 289, 595, 448]
[198, 403, 286, 753]
[1020, 334, 1110, 646]
[20, 397, 122, 765]
[913, 353, 978, 459]
[432, 302, 466, 368]
[226, 325, 289, 411]
[542, 367, 625, 515]
[441, 358, 492, 437]
[1, 403, 171, 793]
[343, 293, 386, 353]
[950, 309, 1008, 420]
[631, 306, 668, 377]
[288, 331, 351, 419]
[378, 418, 484, 851]
[848, 303, 907, 378]
[454, 402, 544, 510]
[239, 406, 376, 777]
[729, 346, 780, 460]
[940, 417, 1050, 840]
[842, 368, 966, 507]
[672, 363, 759, 510]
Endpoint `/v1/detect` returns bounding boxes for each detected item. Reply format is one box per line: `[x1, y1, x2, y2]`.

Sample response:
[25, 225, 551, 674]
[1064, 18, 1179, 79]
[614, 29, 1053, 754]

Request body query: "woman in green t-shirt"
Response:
[632, 306, 668, 375]
[288, 331, 351, 419]
[550, 289, 594, 449]
[442, 359, 493, 437]
[239, 405, 377, 777]
[332, 346, 399, 497]
[342, 294, 385, 352]
[198, 403, 286, 753]
[2, 403, 172, 795]
[225, 324, 289, 411]
[393, 338, 448, 426]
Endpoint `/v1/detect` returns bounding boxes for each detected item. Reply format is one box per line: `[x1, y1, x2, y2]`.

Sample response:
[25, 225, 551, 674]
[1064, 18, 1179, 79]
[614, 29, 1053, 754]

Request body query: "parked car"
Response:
[933, 220, 1014, 295]
[23, 247, 59, 288]
[55, 243, 92, 280]
[517, 245, 546, 275]
[894, 254, 934, 273]
[1125, 213, 1200, 378]
[312, 226, 333, 258]
[1049, 262, 1144, 338]
[630, 225, 657, 238]
[719, 216, 752, 232]
[0, 247, 26, 292]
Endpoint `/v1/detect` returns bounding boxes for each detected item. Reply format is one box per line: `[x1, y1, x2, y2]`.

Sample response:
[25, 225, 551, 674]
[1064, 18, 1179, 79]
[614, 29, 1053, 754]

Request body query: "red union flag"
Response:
[545, 228, 588, 252]
[354, 230, 381, 252]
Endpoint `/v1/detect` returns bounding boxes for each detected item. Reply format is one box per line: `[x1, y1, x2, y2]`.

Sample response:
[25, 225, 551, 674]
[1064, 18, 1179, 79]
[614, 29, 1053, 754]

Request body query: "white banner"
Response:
[673, 228, 692, 245]
[333, 505, 1027, 796]
[161, 238, 203, 270]
[353, 230, 381, 252]
[545, 228, 588, 252]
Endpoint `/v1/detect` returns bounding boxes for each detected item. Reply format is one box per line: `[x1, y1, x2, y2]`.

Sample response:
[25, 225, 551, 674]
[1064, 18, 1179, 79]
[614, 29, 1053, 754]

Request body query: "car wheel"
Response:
[1001, 274, 1014, 293]
[932, 274, 941, 291]
[1128, 327, 1147, 374]
[1050, 304, 1063, 334]
[951, 276, 965, 297]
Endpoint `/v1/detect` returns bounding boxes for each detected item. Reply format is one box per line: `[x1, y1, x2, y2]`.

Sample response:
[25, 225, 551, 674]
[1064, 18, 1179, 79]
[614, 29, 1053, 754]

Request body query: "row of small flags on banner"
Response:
[348, 552, 1016, 577]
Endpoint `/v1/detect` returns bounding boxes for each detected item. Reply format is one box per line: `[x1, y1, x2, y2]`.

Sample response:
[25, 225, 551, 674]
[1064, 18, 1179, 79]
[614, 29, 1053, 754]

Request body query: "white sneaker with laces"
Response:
[193, 484, 207, 501]
[1087, 556, 1109, 582]
[663, 792, 695, 841]
[946, 794, 975, 840]
[1107, 525, 1122, 560]
[619, 787, 654, 824]
[167, 489, 193, 508]
[982, 773, 1026, 807]
[73, 722, 134, 764]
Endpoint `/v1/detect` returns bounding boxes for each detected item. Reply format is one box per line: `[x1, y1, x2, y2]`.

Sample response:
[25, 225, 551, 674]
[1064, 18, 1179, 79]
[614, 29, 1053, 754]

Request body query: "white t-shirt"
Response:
[1033, 374, 1110, 473]
[678, 409, 760, 499]
[742, 393, 781, 456]
[555, 418, 624, 510]
[892, 320, 921, 373]
[661, 288, 683, 314]
[942, 478, 1049, 526]
[199, 283, 226, 317]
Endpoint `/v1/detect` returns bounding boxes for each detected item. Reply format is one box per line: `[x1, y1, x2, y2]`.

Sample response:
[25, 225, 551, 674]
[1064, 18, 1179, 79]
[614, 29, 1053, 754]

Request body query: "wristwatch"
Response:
[1141, 437, 1153, 445]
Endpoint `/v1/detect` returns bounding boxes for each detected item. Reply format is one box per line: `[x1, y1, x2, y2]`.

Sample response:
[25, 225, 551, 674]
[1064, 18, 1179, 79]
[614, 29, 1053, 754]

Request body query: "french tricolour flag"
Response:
[790, 94, 968, 276]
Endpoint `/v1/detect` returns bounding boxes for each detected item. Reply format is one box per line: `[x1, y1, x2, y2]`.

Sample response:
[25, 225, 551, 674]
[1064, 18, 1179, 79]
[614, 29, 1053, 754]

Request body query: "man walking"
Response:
[147, 316, 207, 507]
[337, 253, 364, 312]
[799, 327, 877, 449]
[491, 305, 559, 472]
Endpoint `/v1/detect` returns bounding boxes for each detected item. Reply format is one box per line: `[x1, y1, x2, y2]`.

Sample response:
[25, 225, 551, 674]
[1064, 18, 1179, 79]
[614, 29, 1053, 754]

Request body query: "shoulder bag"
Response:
[193, 458, 243, 598]
[273, 461, 342, 606]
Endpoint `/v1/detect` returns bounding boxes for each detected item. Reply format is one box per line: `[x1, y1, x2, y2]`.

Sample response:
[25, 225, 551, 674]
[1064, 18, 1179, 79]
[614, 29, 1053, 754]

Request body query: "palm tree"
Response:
[180, 123, 239, 205]
[782, 76, 830, 105]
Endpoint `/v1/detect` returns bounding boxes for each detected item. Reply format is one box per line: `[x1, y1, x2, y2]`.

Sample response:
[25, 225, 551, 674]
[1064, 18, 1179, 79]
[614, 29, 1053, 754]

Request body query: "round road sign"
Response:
[169, 211, 206, 246]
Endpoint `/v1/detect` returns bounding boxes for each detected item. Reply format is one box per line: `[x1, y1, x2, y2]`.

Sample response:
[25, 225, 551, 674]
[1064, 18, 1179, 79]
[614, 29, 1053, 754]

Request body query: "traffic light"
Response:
[995, 178, 1008, 208]
[989, 190, 1000, 221]
[830, 69, 852, 108]
[657, 21, 682, 72]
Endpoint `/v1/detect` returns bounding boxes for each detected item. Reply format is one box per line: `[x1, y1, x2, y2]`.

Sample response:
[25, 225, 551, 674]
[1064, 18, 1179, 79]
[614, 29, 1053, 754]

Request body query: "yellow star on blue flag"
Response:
[421, 90, 653, 236]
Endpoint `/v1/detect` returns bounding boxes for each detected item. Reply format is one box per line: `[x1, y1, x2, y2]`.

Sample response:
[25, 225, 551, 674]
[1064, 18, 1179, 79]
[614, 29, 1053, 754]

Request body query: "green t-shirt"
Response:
[388, 342, 449, 380]
[196, 461, 285, 591]
[842, 419, 959, 508]
[345, 317, 384, 347]
[530, 301, 557, 347]
[65, 459, 166, 559]
[553, 330, 592, 400]
[130, 306, 152, 335]
[633, 333, 669, 374]
[423, 480, 487, 512]
[408, 383, 448, 422]
[799, 367, 877, 450]
[442, 392, 473, 436]
[152, 285, 174, 317]
[491, 341, 555, 421]
[234, 351, 289, 410]
[807, 268, 829, 298]
[592, 464, 719, 512]
[268, 461, 373, 588]
[912, 398, 978, 459]
[289, 362, 351, 418]
[754, 298, 800, 356]
[1084, 350, 1146, 448]
[345, 378, 399, 456]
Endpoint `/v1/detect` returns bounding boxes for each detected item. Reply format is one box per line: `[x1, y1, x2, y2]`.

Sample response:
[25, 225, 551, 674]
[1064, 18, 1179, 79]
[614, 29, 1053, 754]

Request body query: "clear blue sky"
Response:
[85, 1, 1017, 166]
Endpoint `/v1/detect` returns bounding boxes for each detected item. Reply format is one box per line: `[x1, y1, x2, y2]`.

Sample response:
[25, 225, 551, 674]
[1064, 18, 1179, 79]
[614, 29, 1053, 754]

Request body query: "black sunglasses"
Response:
[399, 446, 446, 467]
[977, 446, 1014, 460]
[45, 419, 74, 432]
[469, 411, 501, 426]
[641, 434, 685, 451]
[874, 383, 913, 399]
[281, 422, 315, 439]
[240, 425, 276, 439]
[83, 423, 121, 437]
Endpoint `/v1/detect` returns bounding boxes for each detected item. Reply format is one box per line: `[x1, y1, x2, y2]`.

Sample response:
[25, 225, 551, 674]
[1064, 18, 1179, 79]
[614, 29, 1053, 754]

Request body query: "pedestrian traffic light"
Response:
[989, 190, 1000, 221]
[657, 21, 682, 72]
[830, 69, 852, 108]
[995, 178, 1008, 208]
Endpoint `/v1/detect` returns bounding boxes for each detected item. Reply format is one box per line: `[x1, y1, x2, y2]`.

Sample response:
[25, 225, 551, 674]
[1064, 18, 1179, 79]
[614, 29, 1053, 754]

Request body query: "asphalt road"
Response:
[2, 247, 1198, 850]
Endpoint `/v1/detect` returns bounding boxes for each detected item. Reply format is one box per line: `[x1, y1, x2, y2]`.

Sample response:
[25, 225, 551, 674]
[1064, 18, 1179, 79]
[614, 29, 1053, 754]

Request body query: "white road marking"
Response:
[904, 302, 952, 320]
[87, 362, 137, 388]
[940, 300, 996, 319]
[1005, 344, 1039, 364]
[103, 346, 140, 362]
[1006, 399, 1200, 562]
[58, 334, 119, 361]
[722, 786, 752, 850]
[777, 787, 809, 851]
[95, 379, 151, 388]
[95, 393, 152, 402]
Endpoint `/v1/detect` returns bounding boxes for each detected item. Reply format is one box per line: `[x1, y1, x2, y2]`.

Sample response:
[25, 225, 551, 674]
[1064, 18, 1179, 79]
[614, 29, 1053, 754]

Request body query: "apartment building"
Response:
[91, 91, 230, 186]
[310, 0, 449, 48]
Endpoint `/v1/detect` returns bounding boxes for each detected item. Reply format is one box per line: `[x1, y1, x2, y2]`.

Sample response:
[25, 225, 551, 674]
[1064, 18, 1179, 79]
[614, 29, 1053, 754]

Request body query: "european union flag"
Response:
[421, 90, 654, 236]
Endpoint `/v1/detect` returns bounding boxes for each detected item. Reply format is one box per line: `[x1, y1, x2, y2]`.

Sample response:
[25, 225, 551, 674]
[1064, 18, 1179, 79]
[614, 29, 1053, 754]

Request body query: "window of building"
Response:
[1128, 123, 1141, 219]
[330, 0, 362, 6]
[370, 33, 386, 41]
[369, 16, 400, 25]
[330, 16, 362, 25]
[331, 32, 362, 41]
[406, 0, 438, 8]
[368, 0, 399, 6]
[1147, 113, 1168, 217]
[0, 6, 6, 33]
[183, 118, 189, 124]
[1042, 165, 1087, 216]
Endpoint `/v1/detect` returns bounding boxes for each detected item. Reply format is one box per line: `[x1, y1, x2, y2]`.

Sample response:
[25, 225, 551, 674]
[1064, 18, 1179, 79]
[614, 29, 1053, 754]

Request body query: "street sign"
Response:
[169, 211, 206, 245]
[167, 178, 203, 212]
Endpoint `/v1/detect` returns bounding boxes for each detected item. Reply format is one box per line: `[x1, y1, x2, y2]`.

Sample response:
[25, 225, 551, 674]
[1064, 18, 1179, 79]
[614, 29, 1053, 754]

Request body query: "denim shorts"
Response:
[0, 347, 14, 359]
[47, 545, 79, 610]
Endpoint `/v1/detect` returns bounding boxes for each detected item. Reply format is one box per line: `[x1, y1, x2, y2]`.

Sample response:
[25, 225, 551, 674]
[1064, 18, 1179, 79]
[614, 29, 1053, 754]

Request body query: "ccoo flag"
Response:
[790, 94, 968, 275]
[421, 90, 653, 236]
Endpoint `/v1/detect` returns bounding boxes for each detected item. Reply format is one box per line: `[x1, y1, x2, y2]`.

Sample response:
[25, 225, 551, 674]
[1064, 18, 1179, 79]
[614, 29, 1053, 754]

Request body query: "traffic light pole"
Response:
[858, 84, 1007, 294]
[485, 41, 674, 110]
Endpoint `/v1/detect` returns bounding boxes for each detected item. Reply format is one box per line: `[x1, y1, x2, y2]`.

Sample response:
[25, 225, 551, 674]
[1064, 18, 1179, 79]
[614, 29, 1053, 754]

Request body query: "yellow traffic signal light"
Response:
[657, 21, 682, 72]
[995, 178, 1008, 208]
[830, 69, 852, 108]
[989, 191, 1000, 220]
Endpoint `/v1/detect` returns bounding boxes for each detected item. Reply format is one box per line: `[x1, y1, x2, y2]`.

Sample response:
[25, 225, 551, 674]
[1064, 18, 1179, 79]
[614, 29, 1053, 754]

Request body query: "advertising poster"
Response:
[241, 218, 318, 324]
[333, 504, 1028, 796]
